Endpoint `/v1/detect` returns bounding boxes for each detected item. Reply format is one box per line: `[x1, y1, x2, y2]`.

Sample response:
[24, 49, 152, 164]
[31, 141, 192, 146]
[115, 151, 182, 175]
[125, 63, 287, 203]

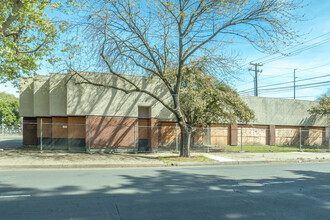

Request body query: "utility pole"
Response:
[249, 63, 263, 96]
[294, 69, 297, 99]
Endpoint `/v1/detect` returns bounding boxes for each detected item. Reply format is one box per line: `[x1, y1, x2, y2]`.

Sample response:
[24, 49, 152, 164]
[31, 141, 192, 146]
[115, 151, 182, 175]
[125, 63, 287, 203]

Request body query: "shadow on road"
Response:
[0, 168, 329, 219]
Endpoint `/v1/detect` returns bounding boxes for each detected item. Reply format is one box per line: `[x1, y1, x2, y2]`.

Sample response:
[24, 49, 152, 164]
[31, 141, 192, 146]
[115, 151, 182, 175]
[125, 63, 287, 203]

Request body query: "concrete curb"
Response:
[171, 160, 271, 166]
[0, 163, 169, 170]
[1, 159, 329, 170]
[166, 159, 330, 167]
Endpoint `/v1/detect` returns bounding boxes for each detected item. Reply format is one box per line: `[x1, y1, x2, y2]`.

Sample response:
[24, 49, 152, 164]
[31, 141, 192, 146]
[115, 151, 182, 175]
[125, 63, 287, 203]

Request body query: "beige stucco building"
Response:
[19, 72, 329, 151]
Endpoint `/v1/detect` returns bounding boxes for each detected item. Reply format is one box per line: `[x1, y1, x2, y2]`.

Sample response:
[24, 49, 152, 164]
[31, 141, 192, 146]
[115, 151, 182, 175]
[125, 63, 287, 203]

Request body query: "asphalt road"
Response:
[0, 163, 329, 220]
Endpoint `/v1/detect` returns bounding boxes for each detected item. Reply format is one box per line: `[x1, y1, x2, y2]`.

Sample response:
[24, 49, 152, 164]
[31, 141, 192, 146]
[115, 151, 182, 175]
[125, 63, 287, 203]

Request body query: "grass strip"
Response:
[158, 155, 216, 163]
[211, 145, 328, 152]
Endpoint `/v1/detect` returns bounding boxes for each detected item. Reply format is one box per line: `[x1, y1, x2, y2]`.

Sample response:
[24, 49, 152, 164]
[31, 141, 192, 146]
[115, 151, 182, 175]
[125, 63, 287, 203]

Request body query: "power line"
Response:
[298, 62, 330, 72]
[294, 69, 297, 99]
[260, 38, 330, 64]
[262, 67, 294, 70]
[258, 80, 330, 92]
[259, 32, 330, 62]
[249, 32, 330, 65]
[259, 72, 293, 81]
[240, 49, 330, 95]
[298, 70, 330, 75]
[246, 62, 330, 82]
[223, 40, 330, 47]
[238, 63, 330, 93]
[238, 74, 330, 93]
[240, 81, 330, 96]
[239, 62, 330, 89]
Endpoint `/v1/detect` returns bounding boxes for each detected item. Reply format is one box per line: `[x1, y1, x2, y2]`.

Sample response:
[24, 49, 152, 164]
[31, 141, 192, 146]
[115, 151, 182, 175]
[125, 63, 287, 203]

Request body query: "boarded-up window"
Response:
[210, 125, 230, 146]
[275, 127, 299, 146]
[37, 117, 52, 138]
[160, 122, 180, 145]
[52, 117, 68, 139]
[88, 117, 135, 148]
[238, 126, 268, 146]
[68, 117, 86, 139]
[306, 128, 323, 146]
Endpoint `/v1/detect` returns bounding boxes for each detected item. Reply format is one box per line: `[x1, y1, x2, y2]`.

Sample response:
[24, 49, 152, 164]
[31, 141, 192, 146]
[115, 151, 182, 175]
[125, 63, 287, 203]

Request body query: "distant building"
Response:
[19, 72, 328, 151]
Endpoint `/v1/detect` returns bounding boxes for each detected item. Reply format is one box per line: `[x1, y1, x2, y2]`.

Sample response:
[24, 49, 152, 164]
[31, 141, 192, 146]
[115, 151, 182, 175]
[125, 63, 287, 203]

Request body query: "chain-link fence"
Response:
[191, 126, 330, 153]
[6, 120, 330, 153]
[0, 124, 23, 150]
[0, 125, 22, 135]
[22, 121, 86, 152]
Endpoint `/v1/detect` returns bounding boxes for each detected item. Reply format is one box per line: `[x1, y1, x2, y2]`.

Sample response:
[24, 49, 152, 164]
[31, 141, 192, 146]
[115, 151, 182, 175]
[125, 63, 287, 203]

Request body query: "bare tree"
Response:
[71, 0, 303, 157]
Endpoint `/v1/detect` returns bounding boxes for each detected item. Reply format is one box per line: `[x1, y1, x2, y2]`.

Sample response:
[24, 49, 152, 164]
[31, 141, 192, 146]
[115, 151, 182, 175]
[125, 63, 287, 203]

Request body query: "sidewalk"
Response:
[201, 151, 330, 164]
[0, 149, 329, 169]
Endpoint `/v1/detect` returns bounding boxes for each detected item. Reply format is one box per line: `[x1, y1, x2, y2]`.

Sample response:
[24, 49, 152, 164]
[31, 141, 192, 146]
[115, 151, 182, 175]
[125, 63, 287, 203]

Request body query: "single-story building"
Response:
[19, 71, 329, 152]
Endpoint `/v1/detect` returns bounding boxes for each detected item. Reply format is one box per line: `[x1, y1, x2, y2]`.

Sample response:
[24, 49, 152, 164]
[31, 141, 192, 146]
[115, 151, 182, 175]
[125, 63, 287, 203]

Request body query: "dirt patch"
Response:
[0, 149, 168, 166]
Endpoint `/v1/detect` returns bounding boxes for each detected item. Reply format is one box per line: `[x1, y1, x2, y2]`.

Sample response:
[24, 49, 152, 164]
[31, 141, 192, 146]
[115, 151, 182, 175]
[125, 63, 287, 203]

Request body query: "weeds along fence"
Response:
[15, 121, 330, 153]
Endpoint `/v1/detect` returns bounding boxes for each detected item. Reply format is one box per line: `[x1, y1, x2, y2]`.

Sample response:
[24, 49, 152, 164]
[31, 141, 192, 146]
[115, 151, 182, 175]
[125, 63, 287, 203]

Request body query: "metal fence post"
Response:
[240, 127, 243, 152]
[328, 129, 330, 152]
[88, 120, 91, 152]
[40, 118, 43, 152]
[134, 121, 137, 153]
[299, 127, 302, 151]
[21, 117, 23, 136]
[269, 128, 273, 152]
[1, 117, 4, 135]
[208, 125, 210, 152]
[175, 123, 178, 152]
[206, 125, 210, 153]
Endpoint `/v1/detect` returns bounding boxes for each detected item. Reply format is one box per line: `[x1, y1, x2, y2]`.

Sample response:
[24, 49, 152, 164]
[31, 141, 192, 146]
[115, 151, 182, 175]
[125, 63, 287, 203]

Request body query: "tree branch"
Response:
[98, 44, 175, 113]
[1, 0, 24, 36]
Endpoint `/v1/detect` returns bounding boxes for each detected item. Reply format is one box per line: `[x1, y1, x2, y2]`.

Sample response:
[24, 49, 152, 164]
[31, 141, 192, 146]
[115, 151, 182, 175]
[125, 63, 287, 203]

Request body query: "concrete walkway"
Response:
[202, 151, 330, 163]
[202, 154, 235, 162]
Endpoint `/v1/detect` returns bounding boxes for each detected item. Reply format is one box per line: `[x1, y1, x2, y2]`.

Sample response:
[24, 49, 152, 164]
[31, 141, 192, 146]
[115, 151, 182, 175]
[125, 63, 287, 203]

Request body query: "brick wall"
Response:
[86, 116, 137, 148]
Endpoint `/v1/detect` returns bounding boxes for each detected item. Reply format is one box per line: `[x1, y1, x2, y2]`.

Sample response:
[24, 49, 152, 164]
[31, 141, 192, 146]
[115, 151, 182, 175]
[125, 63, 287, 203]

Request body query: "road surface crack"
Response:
[115, 203, 122, 220]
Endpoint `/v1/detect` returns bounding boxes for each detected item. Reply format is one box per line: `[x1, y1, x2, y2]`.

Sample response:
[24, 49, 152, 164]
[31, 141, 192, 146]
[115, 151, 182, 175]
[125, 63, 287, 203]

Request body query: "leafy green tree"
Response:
[0, 0, 79, 83]
[316, 89, 330, 101]
[180, 65, 255, 127]
[309, 95, 330, 115]
[179, 67, 255, 153]
[0, 92, 20, 126]
[180, 67, 255, 129]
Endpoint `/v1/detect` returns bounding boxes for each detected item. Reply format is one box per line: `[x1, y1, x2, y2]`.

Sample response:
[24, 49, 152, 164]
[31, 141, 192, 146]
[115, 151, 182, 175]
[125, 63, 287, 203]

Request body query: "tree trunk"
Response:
[179, 124, 192, 157]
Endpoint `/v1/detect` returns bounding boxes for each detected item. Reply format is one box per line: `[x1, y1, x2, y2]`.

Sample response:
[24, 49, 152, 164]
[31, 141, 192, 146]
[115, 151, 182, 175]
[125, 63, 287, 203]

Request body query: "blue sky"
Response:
[1, 0, 330, 101]
[233, 1, 330, 100]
